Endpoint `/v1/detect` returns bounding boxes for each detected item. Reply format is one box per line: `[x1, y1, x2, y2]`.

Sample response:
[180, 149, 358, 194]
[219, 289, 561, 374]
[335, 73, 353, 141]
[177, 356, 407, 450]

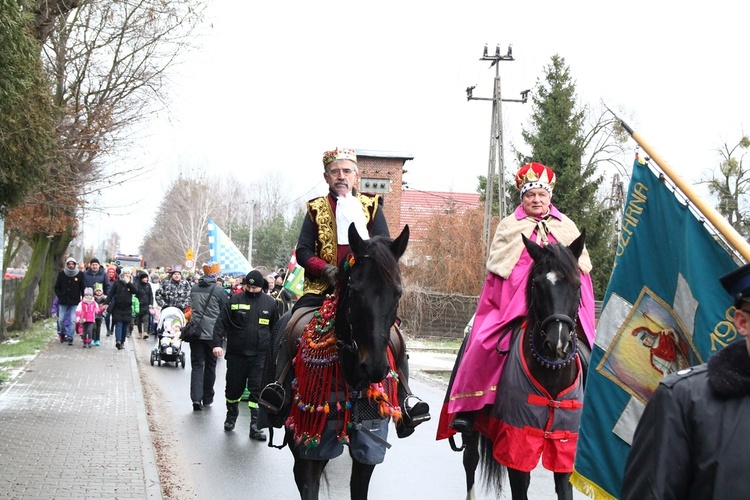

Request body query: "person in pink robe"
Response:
[436, 162, 596, 440]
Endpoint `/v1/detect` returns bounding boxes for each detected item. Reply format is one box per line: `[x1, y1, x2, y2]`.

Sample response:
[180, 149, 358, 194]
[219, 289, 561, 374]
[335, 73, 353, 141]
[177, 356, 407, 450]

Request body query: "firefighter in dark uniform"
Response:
[213, 269, 278, 440]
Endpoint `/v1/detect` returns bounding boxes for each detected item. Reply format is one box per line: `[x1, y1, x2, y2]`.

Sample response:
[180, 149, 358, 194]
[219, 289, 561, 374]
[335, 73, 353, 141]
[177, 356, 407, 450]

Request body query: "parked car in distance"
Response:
[4, 268, 27, 279]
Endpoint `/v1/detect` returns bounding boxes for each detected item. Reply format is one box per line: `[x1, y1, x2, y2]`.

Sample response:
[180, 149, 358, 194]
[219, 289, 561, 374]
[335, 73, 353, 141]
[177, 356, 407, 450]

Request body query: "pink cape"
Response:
[445, 232, 596, 417]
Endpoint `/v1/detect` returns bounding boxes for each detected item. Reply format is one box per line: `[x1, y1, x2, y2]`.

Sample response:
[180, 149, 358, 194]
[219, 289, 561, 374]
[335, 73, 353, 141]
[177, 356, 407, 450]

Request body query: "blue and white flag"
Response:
[207, 218, 252, 275]
[572, 157, 740, 499]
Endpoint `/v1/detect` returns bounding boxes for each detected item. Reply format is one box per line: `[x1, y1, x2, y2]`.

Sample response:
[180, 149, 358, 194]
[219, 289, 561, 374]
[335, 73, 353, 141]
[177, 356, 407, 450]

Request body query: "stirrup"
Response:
[258, 383, 285, 415]
[402, 395, 431, 427]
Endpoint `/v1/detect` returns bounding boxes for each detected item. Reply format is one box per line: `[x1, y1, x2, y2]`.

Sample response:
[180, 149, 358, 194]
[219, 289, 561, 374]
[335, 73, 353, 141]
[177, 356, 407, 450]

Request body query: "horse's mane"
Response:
[341, 234, 401, 287]
[525, 242, 580, 307]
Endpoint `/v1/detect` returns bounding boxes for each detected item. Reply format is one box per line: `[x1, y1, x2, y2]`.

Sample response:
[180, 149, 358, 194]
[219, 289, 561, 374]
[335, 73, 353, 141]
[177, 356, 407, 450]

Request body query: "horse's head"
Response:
[522, 231, 585, 365]
[336, 223, 409, 389]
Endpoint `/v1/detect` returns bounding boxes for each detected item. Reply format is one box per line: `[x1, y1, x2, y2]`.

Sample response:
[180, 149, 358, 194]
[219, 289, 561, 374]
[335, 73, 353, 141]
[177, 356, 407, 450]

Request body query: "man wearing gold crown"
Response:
[436, 162, 597, 439]
[295, 147, 389, 306]
[267, 147, 429, 436]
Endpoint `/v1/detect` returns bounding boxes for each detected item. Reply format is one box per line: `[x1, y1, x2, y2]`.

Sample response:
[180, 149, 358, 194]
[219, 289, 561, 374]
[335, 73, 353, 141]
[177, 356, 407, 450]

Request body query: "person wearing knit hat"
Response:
[186, 260, 229, 412]
[148, 272, 161, 335]
[213, 268, 277, 438]
[54, 257, 86, 345]
[244, 269, 267, 292]
[103, 265, 118, 336]
[93, 283, 106, 345]
[622, 263, 750, 498]
[77, 287, 99, 348]
[133, 271, 154, 339]
[441, 162, 596, 439]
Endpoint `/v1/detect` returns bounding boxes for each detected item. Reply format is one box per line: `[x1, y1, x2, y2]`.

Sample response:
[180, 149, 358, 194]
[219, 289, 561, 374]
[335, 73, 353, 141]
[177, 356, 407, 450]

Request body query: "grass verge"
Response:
[0, 319, 56, 385]
[405, 336, 462, 351]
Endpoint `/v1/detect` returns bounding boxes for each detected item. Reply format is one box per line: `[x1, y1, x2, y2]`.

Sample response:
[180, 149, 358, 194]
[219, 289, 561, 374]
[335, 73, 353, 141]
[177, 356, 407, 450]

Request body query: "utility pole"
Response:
[466, 44, 529, 255]
[247, 202, 255, 268]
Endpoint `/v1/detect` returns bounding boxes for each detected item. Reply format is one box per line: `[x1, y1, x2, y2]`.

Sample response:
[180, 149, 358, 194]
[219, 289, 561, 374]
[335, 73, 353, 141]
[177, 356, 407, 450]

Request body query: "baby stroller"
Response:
[150, 306, 186, 368]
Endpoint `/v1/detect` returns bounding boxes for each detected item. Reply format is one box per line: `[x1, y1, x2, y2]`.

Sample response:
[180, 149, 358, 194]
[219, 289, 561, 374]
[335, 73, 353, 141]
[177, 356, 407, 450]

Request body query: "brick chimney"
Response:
[355, 149, 413, 237]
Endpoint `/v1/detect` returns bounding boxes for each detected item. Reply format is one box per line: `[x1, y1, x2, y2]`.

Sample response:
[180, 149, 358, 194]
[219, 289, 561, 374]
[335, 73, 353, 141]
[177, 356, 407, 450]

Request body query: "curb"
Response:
[128, 341, 163, 499]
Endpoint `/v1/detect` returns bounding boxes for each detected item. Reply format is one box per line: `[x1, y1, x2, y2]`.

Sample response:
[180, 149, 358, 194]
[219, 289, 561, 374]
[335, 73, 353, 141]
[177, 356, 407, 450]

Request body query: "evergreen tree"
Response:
[517, 55, 616, 298]
[0, 0, 55, 210]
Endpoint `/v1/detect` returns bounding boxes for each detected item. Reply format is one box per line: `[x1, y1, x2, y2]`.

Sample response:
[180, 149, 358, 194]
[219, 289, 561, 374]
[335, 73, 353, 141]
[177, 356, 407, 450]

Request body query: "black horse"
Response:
[262, 224, 426, 500]
[456, 232, 588, 500]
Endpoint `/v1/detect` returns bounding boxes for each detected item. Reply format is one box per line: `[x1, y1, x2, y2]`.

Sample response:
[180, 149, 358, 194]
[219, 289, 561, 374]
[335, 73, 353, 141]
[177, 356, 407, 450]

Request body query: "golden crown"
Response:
[322, 147, 357, 166]
[202, 262, 220, 275]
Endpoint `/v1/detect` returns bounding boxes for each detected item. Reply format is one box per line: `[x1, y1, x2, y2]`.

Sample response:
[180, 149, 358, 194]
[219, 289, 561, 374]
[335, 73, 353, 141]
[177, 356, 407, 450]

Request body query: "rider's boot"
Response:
[224, 402, 239, 432]
[249, 407, 267, 441]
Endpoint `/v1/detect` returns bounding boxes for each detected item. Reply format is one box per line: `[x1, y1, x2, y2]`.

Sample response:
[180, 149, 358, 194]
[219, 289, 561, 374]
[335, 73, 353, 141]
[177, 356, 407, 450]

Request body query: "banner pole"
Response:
[609, 110, 750, 262]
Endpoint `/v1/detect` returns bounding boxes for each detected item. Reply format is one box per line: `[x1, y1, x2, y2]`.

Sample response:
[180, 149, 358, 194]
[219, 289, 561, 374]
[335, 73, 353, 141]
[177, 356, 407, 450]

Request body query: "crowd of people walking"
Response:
[52, 255, 294, 440]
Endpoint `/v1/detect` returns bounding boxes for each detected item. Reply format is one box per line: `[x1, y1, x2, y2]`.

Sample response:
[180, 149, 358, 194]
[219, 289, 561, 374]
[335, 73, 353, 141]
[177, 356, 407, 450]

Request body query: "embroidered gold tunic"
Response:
[303, 193, 380, 295]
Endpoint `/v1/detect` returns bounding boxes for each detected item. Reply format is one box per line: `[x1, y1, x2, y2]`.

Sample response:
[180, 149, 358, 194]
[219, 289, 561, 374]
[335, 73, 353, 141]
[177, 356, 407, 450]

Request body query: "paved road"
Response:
[135, 337, 587, 499]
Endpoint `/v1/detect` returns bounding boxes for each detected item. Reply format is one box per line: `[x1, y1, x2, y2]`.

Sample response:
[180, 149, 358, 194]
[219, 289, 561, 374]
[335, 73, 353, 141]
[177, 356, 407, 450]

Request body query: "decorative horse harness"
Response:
[262, 256, 418, 451]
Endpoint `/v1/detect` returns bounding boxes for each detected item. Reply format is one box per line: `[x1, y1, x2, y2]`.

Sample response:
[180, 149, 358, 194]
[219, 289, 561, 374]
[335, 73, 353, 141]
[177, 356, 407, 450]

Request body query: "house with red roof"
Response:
[400, 190, 481, 242]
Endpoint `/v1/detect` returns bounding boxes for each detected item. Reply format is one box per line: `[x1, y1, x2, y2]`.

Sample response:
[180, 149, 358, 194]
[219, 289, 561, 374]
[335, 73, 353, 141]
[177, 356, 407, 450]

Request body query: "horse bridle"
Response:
[335, 253, 367, 355]
[529, 282, 580, 369]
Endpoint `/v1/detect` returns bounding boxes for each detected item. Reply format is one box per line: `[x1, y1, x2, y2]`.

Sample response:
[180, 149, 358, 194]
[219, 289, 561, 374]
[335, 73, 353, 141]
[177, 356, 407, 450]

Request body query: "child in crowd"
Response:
[76, 287, 101, 348]
[51, 297, 61, 340]
[129, 293, 140, 338]
[93, 283, 107, 346]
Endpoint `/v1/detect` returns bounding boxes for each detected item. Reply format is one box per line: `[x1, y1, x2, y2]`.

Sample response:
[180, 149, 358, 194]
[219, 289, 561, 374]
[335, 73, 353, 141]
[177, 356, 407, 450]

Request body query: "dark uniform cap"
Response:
[245, 270, 264, 287]
[719, 263, 750, 308]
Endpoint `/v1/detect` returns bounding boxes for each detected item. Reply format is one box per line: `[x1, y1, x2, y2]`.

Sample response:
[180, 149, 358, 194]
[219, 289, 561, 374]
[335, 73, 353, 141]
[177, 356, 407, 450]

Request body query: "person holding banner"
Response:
[439, 162, 597, 437]
[622, 263, 750, 499]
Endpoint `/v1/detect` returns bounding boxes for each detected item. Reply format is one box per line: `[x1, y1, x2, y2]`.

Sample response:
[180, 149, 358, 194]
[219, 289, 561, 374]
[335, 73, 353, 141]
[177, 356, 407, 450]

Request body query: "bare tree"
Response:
[8, 0, 204, 328]
[704, 136, 750, 239]
[150, 174, 222, 268]
[404, 206, 486, 296]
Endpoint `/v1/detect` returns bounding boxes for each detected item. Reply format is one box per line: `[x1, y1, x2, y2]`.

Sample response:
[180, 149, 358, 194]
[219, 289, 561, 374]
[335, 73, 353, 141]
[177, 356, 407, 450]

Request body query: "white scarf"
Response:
[336, 193, 369, 244]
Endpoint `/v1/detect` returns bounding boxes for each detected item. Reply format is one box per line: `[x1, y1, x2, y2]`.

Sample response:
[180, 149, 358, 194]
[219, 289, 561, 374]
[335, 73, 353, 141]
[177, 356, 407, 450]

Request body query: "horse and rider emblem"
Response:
[598, 288, 701, 403]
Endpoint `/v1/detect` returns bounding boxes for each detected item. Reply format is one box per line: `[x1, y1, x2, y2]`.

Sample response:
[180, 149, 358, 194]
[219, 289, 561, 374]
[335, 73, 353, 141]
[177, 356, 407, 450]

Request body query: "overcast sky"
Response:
[89, 0, 750, 254]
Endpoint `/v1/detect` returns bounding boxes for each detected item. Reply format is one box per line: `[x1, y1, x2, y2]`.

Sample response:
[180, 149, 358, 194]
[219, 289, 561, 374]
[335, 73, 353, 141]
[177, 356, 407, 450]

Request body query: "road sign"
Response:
[186, 249, 194, 261]
[185, 259, 194, 269]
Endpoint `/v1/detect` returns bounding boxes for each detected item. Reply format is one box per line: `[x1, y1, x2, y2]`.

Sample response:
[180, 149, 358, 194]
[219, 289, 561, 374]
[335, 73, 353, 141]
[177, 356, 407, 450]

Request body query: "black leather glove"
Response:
[321, 264, 338, 287]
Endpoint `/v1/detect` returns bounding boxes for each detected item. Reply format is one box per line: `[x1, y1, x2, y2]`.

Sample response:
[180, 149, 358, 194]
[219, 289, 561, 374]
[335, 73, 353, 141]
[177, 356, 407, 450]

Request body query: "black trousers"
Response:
[190, 340, 217, 404]
[225, 352, 265, 404]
